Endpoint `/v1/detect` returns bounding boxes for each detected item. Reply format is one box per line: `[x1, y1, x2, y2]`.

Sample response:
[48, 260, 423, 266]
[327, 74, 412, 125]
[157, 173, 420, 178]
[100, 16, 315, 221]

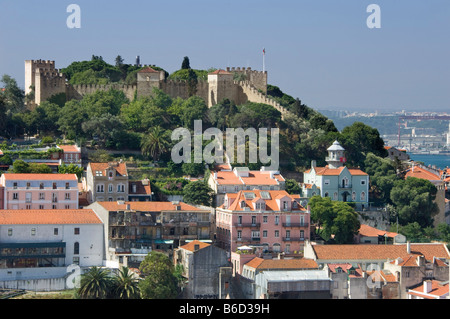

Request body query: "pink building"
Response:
[215, 190, 310, 255]
[0, 173, 79, 210]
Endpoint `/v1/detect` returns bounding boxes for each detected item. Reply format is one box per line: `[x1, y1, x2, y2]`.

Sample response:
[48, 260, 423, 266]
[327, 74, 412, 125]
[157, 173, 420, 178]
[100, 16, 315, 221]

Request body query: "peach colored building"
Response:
[215, 190, 310, 255]
[57, 144, 82, 167]
[0, 173, 79, 210]
[208, 165, 286, 206]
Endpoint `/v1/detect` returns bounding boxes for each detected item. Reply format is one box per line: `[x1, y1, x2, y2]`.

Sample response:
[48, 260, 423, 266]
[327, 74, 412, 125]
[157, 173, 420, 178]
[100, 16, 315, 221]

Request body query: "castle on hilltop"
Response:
[24, 59, 290, 116]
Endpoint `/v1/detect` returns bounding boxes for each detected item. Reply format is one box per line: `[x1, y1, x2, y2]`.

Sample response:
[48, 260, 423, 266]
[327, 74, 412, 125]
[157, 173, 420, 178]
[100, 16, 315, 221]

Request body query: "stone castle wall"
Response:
[26, 60, 291, 119]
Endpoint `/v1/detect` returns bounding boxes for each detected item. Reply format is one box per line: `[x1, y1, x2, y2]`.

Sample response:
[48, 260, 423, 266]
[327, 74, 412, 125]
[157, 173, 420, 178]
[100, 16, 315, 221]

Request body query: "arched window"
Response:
[74, 242, 79, 255]
[352, 192, 356, 201]
[324, 192, 329, 197]
[361, 191, 366, 201]
[333, 192, 338, 200]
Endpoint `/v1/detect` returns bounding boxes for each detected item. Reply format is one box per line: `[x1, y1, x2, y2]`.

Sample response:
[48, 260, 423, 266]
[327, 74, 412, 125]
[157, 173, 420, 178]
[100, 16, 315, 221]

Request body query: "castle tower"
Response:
[226, 66, 267, 94]
[325, 140, 346, 169]
[207, 69, 234, 107]
[25, 60, 66, 107]
[136, 66, 165, 97]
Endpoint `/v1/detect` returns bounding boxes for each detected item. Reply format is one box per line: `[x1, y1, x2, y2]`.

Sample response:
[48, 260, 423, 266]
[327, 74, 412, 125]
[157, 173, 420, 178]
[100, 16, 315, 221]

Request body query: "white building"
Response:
[302, 141, 369, 210]
[0, 209, 104, 291]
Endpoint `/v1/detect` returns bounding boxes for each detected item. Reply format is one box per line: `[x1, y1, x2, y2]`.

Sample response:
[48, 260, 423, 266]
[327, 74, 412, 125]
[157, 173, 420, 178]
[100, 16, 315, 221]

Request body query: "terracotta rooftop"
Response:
[327, 263, 363, 278]
[1, 173, 77, 181]
[366, 270, 398, 282]
[179, 240, 210, 252]
[404, 166, 441, 181]
[57, 144, 80, 153]
[408, 280, 449, 299]
[304, 166, 368, 176]
[358, 224, 399, 239]
[246, 258, 318, 270]
[97, 201, 204, 212]
[209, 69, 232, 75]
[129, 180, 152, 195]
[213, 169, 285, 186]
[311, 243, 450, 261]
[0, 209, 102, 225]
[89, 162, 127, 177]
[138, 67, 159, 73]
[223, 190, 305, 212]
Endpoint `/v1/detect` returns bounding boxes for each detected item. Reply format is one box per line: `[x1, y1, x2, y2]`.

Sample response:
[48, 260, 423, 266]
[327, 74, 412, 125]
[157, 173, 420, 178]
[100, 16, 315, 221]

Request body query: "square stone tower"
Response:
[207, 69, 234, 107]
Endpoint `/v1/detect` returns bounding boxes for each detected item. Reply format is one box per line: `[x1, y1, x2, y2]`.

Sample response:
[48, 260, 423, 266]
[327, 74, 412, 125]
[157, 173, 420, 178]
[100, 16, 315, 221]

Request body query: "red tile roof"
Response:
[138, 67, 159, 73]
[304, 166, 367, 176]
[405, 166, 441, 181]
[224, 190, 305, 212]
[128, 180, 152, 195]
[0, 209, 102, 225]
[213, 170, 285, 185]
[89, 162, 127, 176]
[328, 263, 363, 278]
[57, 144, 80, 153]
[358, 224, 399, 239]
[311, 243, 450, 261]
[408, 280, 449, 299]
[97, 201, 204, 212]
[209, 69, 232, 75]
[1, 173, 77, 181]
[248, 258, 318, 270]
[179, 240, 210, 252]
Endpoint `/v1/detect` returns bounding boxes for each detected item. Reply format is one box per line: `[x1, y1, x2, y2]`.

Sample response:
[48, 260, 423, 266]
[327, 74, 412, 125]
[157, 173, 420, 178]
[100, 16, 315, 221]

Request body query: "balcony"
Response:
[235, 223, 261, 228]
[282, 237, 305, 242]
[282, 223, 309, 228]
[236, 237, 261, 242]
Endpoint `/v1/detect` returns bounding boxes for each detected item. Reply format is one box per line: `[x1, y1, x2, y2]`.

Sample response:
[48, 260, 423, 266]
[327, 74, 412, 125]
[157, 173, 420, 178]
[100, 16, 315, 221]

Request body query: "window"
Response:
[238, 216, 242, 225]
[361, 192, 366, 201]
[74, 228, 80, 235]
[54, 228, 59, 235]
[286, 230, 291, 239]
[39, 205, 44, 209]
[97, 184, 104, 193]
[39, 183, 44, 189]
[8, 228, 12, 236]
[52, 193, 58, 203]
[65, 205, 70, 209]
[352, 192, 356, 201]
[39, 193, 45, 200]
[65, 193, 71, 200]
[324, 179, 330, 185]
[240, 201, 246, 209]
[237, 230, 242, 239]
[95, 170, 102, 176]
[73, 257, 80, 265]
[300, 230, 305, 239]
[65, 182, 70, 189]
[334, 192, 338, 200]
[52, 205, 57, 209]
[251, 231, 260, 239]
[26, 182, 31, 189]
[251, 216, 256, 225]
[263, 230, 268, 238]
[275, 216, 279, 225]
[53, 183, 57, 190]
[275, 230, 279, 238]
[13, 182, 17, 189]
[12, 193, 18, 200]
[263, 216, 268, 223]
[74, 242, 79, 255]
[283, 201, 288, 210]
[31, 228, 36, 236]
[26, 205, 31, 209]
[361, 180, 366, 185]
[26, 192, 32, 203]
[324, 192, 329, 197]
[108, 184, 113, 193]
[117, 184, 125, 193]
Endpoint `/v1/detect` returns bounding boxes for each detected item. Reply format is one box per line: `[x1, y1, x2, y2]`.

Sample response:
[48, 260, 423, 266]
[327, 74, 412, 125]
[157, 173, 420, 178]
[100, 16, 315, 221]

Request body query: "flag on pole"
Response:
[263, 48, 265, 55]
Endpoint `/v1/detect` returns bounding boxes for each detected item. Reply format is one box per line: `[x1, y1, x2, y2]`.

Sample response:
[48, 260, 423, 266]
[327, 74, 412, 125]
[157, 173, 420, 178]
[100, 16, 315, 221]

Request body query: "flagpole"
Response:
[262, 48, 265, 73]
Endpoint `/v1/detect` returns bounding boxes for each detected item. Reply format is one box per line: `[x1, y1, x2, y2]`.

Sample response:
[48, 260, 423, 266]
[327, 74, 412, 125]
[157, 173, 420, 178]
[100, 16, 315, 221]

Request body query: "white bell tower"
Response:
[326, 140, 346, 169]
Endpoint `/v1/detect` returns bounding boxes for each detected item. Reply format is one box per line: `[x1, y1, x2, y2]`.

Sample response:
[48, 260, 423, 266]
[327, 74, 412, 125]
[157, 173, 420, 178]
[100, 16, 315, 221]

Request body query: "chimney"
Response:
[406, 241, 411, 254]
[423, 280, 432, 294]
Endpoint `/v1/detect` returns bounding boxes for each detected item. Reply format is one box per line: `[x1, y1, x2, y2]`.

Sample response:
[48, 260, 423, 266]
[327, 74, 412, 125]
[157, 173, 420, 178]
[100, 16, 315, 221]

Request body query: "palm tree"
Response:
[112, 266, 141, 299]
[78, 266, 113, 299]
[141, 126, 171, 162]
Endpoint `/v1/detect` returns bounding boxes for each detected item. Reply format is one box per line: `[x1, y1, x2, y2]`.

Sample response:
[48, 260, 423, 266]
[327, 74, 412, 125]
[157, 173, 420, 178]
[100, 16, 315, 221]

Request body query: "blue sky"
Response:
[1, 0, 449, 111]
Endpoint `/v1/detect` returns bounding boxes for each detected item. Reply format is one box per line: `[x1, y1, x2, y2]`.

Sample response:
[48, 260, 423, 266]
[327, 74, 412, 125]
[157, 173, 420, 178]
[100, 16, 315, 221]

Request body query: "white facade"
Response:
[0, 210, 104, 290]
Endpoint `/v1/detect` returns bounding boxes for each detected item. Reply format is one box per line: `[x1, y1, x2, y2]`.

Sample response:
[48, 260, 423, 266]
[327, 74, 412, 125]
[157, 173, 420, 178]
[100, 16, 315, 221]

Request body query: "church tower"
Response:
[326, 140, 346, 169]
